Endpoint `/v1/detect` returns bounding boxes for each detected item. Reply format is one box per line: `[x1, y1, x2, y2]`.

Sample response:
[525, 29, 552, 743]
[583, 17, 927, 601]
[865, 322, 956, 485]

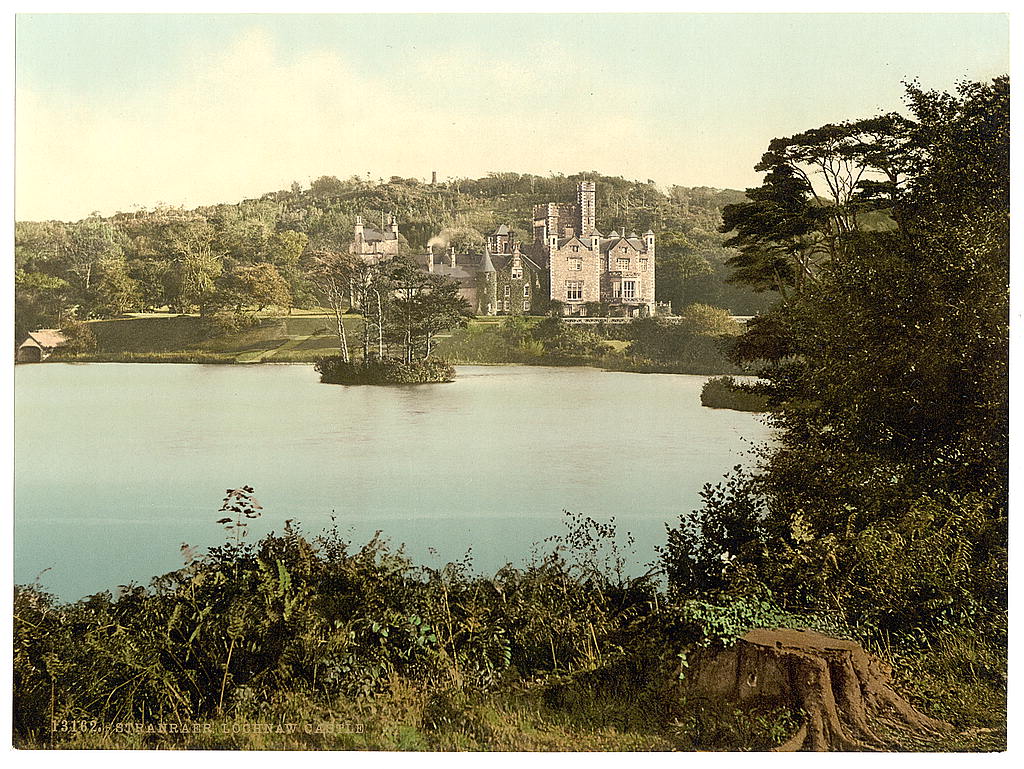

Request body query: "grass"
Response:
[31, 684, 682, 751]
[75, 314, 551, 366]
[76, 313, 360, 364]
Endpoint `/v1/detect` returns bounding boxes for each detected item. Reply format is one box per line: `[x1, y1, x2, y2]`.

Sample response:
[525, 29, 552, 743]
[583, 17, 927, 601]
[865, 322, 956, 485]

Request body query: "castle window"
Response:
[523, 284, 530, 297]
[567, 257, 582, 271]
[511, 265, 523, 279]
[622, 280, 637, 300]
[570, 245, 580, 252]
[523, 300, 531, 312]
[640, 258, 649, 270]
[504, 285, 510, 297]
[565, 281, 583, 301]
[616, 258, 630, 270]
[504, 300, 510, 311]
[613, 282, 621, 298]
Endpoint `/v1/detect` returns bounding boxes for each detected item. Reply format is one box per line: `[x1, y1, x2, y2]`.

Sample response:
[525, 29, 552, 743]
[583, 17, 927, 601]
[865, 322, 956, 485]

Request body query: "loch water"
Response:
[15, 364, 773, 600]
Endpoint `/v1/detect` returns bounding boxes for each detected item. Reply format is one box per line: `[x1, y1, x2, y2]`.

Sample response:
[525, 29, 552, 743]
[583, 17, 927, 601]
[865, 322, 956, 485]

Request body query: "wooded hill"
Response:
[15, 172, 773, 338]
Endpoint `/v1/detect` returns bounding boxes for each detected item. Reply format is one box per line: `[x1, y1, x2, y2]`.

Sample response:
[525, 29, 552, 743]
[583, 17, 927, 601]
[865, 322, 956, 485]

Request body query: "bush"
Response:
[315, 356, 455, 385]
[58, 320, 97, 353]
[700, 376, 769, 412]
[14, 509, 666, 747]
[619, 316, 743, 374]
[201, 309, 258, 337]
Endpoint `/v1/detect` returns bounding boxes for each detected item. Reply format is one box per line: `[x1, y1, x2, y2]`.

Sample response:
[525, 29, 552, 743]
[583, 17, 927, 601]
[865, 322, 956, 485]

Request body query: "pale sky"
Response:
[14, 12, 1009, 222]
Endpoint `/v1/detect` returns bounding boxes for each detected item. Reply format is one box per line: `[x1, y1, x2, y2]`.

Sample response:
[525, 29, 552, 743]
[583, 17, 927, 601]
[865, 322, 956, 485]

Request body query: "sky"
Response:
[13, 12, 1010, 222]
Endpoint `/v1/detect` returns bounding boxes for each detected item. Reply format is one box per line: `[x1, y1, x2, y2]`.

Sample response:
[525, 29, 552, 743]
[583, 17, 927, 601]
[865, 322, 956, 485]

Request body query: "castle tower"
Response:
[577, 181, 596, 235]
[644, 228, 655, 256]
[480, 246, 498, 315]
[354, 215, 364, 248]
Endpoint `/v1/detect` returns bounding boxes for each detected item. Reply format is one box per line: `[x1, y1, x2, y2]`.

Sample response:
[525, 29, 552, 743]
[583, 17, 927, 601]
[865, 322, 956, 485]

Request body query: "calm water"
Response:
[15, 364, 772, 600]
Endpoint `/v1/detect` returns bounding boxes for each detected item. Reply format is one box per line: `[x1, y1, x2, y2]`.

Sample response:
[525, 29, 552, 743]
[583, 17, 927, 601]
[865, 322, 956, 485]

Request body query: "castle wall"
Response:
[549, 240, 601, 309]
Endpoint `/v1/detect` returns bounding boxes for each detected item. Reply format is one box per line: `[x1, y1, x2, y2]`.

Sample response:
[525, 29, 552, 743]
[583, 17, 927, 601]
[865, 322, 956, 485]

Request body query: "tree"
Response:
[127, 259, 170, 311]
[59, 319, 97, 353]
[307, 250, 358, 362]
[164, 218, 221, 314]
[408, 274, 472, 360]
[720, 114, 917, 299]
[667, 77, 1009, 636]
[61, 218, 123, 297]
[436, 226, 484, 254]
[220, 263, 292, 312]
[674, 303, 741, 337]
[265, 230, 308, 269]
[309, 175, 347, 200]
[15, 270, 70, 338]
[95, 260, 142, 316]
[655, 231, 714, 312]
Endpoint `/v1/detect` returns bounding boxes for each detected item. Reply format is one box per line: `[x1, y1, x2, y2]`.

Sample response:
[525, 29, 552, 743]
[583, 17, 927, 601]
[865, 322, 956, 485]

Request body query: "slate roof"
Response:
[599, 237, 647, 254]
[419, 251, 540, 283]
[479, 250, 496, 273]
[490, 224, 510, 236]
[361, 227, 398, 242]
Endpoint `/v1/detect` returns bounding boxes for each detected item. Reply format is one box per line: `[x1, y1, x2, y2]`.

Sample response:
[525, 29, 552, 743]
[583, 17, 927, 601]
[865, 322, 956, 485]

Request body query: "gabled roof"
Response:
[23, 329, 67, 348]
[600, 237, 648, 254]
[518, 249, 546, 272]
[556, 235, 590, 250]
[518, 242, 549, 268]
[490, 224, 510, 236]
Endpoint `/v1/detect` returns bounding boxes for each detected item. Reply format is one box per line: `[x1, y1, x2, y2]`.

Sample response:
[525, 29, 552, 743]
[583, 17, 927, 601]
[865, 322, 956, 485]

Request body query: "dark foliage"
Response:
[700, 377, 769, 412]
[315, 356, 456, 385]
[665, 78, 1008, 649]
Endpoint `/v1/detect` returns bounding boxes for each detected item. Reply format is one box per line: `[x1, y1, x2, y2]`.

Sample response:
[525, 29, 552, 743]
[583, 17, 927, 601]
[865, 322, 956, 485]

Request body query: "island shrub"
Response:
[315, 355, 455, 385]
[700, 376, 770, 411]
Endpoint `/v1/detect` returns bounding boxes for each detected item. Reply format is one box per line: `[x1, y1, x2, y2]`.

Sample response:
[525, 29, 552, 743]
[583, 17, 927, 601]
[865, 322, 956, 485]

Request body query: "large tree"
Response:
[666, 77, 1009, 637]
[654, 232, 713, 312]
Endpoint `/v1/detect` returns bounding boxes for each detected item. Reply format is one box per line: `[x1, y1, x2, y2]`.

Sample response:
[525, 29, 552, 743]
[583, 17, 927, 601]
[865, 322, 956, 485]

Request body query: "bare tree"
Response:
[308, 250, 355, 362]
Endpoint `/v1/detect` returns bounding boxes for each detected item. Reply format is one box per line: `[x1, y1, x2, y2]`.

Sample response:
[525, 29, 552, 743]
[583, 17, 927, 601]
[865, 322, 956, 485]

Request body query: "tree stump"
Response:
[682, 627, 951, 751]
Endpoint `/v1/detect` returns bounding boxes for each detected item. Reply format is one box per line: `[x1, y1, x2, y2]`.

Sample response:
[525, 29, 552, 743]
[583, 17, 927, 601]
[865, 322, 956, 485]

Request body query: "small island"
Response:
[315, 355, 455, 385]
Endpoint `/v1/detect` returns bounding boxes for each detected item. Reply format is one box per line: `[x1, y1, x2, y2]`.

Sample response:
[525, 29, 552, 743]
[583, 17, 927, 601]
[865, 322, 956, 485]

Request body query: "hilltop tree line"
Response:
[15, 172, 771, 339]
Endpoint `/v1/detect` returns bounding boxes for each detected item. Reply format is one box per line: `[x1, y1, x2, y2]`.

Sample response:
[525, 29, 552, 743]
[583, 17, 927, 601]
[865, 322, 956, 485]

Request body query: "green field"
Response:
[75, 313, 361, 364]
[62, 313, 553, 365]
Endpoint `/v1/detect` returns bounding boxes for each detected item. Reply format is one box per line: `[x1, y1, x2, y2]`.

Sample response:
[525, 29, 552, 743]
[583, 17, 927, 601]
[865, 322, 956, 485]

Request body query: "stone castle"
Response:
[528, 181, 656, 317]
[350, 181, 655, 317]
[349, 214, 401, 261]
